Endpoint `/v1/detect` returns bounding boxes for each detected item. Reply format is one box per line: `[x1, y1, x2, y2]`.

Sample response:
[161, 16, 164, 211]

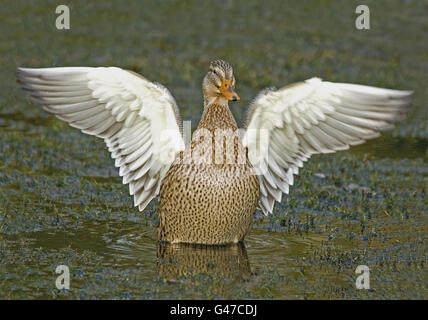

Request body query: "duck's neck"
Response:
[198, 100, 238, 131]
[203, 93, 228, 108]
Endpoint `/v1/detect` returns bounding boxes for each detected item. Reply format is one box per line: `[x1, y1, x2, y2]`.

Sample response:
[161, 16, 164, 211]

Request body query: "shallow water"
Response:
[0, 0, 427, 299]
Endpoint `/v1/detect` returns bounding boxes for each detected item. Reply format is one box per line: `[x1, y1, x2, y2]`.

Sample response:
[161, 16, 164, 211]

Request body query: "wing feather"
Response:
[243, 77, 412, 214]
[17, 66, 185, 211]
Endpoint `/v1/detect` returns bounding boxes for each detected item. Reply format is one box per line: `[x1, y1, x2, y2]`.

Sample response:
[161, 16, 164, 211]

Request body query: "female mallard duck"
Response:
[17, 60, 412, 244]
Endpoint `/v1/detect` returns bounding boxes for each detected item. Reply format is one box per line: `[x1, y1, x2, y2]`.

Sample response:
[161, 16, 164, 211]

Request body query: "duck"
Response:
[16, 59, 412, 245]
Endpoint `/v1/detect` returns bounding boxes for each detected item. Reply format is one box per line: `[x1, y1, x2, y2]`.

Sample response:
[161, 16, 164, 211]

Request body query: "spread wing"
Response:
[17, 66, 185, 211]
[243, 77, 413, 215]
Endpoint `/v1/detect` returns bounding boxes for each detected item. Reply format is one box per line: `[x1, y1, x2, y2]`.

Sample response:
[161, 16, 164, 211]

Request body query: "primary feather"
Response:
[17, 66, 185, 212]
[243, 77, 413, 214]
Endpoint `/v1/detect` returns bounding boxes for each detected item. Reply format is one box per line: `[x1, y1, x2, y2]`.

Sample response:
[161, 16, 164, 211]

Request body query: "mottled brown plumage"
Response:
[159, 60, 259, 244]
[159, 104, 259, 244]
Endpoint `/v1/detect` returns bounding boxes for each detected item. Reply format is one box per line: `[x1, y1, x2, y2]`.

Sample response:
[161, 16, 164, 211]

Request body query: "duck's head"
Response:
[203, 60, 240, 106]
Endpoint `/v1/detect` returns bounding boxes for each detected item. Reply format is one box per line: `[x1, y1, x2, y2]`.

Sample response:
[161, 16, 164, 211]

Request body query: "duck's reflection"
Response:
[157, 241, 251, 280]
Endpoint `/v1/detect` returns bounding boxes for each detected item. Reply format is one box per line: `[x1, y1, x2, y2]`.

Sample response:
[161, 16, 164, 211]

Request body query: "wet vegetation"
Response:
[0, 0, 427, 299]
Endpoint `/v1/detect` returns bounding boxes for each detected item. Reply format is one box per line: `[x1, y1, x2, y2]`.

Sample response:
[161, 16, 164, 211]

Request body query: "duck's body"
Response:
[17, 60, 413, 245]
[159, 103, 259, 244]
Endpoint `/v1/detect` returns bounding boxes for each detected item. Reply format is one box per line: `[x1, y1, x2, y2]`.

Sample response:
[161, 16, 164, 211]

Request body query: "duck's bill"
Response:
[220, 77, 240, 101]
